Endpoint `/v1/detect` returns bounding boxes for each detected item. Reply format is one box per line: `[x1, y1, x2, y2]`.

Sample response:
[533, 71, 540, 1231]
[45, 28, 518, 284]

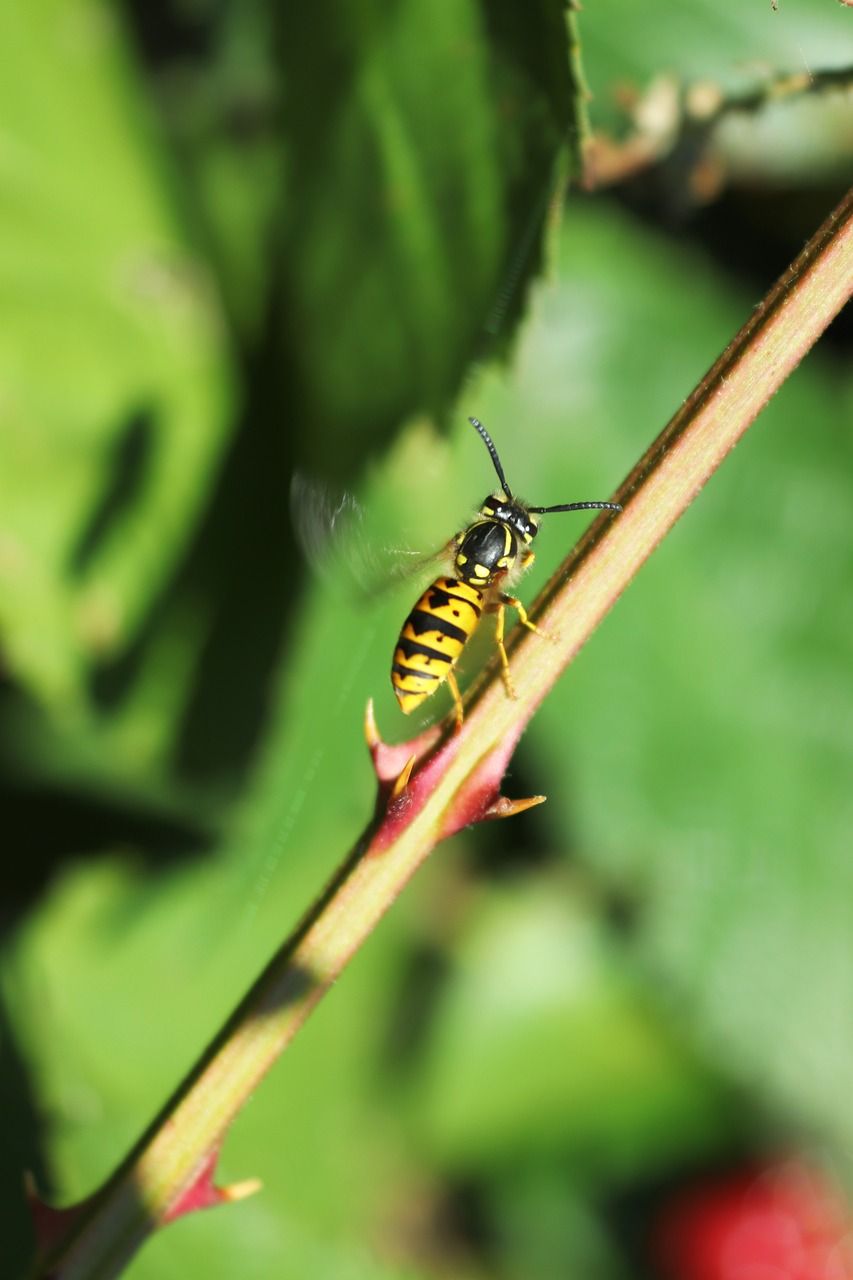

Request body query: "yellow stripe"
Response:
[391, 577, 484, 714]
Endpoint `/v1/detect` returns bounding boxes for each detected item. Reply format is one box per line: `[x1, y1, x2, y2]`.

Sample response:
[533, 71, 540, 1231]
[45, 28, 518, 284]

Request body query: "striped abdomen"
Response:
[391, 576, 484, 715]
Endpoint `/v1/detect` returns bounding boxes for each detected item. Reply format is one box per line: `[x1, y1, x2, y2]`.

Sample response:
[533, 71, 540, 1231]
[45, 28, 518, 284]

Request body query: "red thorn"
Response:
[484, 794, 547, 820]
[364, 700, 537, 853]
[364, 698, 442, 785]
[163, 1148, 262, 1224]
[26, 1158, 261, 1267]
[431, 726, 529, 840]
[25, 1172, 95, 1255]
[164, 1149, 223, 1223]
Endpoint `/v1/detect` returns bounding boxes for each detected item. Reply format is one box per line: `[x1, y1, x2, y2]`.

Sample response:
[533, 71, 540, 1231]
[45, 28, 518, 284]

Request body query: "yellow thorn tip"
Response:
[487, 794, 547, 820]
[221, 1177, 263, 1204]
[390, 754, 417, 800]
[364, 698, 379, 750]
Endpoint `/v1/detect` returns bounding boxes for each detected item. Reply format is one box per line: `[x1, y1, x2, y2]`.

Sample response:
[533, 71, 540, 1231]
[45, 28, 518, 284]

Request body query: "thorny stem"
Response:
[584, 62, 853, 191]
[718, 64, 853, 119]
[29, 187, 853, 1279]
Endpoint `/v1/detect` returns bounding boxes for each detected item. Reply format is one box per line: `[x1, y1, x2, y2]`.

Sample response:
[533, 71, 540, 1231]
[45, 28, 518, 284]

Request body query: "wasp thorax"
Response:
[453, 497, 538, 588]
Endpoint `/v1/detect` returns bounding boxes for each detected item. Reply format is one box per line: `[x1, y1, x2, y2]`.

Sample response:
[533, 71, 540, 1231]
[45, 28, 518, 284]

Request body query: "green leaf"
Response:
[408, 880, 730, 1175]
[0, 2, 235, 710]
[581, 0, 852, 123]
[276, 0, 583, 479]
[580, 0, 853, 183]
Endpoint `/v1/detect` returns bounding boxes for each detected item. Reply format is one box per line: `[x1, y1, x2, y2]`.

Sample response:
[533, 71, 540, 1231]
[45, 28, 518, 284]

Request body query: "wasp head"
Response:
[480, 494, 540, 545]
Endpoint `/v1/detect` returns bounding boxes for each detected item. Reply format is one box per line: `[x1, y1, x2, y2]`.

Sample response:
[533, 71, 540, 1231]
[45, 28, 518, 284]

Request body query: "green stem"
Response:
[714, 63, 853, 121]
[30, 185, 853, 1280]
[585, 63, 853, 190]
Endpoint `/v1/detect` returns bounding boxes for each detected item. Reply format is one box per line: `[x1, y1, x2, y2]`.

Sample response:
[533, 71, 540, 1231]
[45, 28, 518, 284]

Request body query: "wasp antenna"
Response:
[468, 416, 513, 499]
[528, 501, 623, 514]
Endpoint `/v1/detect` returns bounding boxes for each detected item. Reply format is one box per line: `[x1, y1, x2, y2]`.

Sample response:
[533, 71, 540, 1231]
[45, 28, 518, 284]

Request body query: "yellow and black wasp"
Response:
[391, 416, 621, 727]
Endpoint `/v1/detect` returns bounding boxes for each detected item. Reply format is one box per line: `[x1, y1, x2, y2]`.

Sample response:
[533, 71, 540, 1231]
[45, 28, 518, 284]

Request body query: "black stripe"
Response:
[409, 609, 468, 644]
[430, 585, 482, 617]
[457, 592, 483, 616]
[397, 636, 452, 665]
[392, 662, 438, 683]
[424, 587, 454, 611]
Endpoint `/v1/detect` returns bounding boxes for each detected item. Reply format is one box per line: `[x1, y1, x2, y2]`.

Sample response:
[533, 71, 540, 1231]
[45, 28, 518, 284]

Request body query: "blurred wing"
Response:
[290, 472, 453, 598]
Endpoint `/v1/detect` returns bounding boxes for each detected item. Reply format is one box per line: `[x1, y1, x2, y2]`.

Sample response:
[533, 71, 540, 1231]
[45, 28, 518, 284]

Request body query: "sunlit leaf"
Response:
[0, 2, 235, 709]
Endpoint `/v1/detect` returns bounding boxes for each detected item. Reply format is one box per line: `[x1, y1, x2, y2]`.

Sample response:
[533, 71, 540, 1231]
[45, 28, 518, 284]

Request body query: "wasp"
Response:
[391, 417, 621, 728]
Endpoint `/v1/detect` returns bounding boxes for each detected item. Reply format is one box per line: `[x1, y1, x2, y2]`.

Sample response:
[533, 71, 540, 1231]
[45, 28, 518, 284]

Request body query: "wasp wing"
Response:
[290, 473, 454, 599]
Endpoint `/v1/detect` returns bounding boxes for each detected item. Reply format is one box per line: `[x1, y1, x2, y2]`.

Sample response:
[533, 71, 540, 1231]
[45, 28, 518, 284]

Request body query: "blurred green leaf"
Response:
[0, 1, 235, 710]
[276, 0, 583, 479]
[491, 1168, 631, 1280]
[155, 0, 281, 341]
[581, 0, 853, 131]
[578, 0, 853, 193]
[407, 880, 730, 1175]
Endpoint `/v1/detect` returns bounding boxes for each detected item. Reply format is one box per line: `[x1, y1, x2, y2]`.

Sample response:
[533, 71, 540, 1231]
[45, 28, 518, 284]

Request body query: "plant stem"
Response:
[30, 185, 853, 1279]
[584, 63, 853, 191]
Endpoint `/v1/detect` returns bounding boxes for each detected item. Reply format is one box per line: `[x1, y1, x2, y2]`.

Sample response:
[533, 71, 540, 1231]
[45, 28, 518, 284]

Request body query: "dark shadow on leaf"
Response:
[0, 683, 213, 929]
[0, 781, 212, 933]
[469, 744, 563, 877]
[87, 301, 301, 790]
[0, 997, 49, 1275]
[68, 409, 156, 578]
[381, 942, 451, 1077]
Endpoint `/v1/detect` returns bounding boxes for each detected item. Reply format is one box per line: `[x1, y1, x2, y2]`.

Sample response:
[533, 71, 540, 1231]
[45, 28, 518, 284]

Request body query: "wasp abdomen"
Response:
[391, 576, 483, 715]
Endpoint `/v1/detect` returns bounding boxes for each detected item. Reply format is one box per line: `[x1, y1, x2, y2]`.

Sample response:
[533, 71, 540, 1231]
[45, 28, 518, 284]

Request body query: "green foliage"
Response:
[582, 0, 849, 100]
[274, 0, 582, 480]
[1, 0, 851, 1277]
[407, 878, 731, 1173]
[0, 1, 234, 711]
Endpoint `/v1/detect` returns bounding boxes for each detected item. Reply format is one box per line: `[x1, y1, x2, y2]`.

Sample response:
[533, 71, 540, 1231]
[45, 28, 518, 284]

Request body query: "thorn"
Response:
[24, 1171, 93, 1253]
[364, 698, 379, 751]
[484, 794, 547, 820]
[363, 695, 445, 792]
[220, 1177, 263, 1204]
[390, 754, 416, 800]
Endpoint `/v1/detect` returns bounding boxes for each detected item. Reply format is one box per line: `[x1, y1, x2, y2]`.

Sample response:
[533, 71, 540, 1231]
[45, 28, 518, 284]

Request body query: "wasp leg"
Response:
[494, 602, 518, 700]
[447, 670, 464, 730]
[502, 593, 552, 642]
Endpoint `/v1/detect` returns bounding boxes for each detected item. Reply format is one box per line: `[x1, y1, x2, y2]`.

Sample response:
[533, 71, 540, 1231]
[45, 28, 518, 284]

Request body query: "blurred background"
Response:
[1, 2, 852, 1277]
